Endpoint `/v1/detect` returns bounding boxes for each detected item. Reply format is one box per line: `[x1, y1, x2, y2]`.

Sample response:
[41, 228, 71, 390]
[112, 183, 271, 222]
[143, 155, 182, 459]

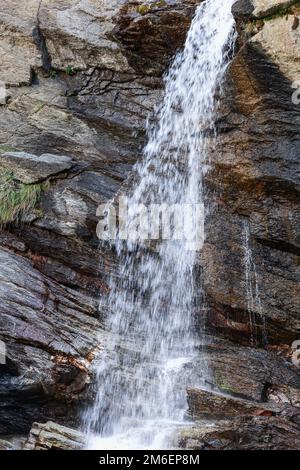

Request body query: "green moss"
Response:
[260, 6, 292, 22]
[248, 6, 293, 29]
[137, 1, 166, 15]
[65, 66, 75, 76]
[34, 101, 46, 113]
[0, 170, 48, 226]
[214, 373, 236, 395]
[138, 4, 150, 15]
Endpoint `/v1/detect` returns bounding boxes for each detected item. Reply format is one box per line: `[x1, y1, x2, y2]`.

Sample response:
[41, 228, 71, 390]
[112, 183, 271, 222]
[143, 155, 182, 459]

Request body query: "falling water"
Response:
[85, 0, 236, 450]
[243, 220, 268, 346]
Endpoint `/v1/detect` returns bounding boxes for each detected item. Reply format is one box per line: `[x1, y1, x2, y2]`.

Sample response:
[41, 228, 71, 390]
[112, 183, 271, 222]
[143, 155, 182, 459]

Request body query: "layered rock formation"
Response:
[0, 0, 299, 449]
[0, 0, 200, 437]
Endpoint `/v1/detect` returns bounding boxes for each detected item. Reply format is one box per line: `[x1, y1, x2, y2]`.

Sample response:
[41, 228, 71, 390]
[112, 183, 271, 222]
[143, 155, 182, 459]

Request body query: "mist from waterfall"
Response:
[84, 0, 236, 450]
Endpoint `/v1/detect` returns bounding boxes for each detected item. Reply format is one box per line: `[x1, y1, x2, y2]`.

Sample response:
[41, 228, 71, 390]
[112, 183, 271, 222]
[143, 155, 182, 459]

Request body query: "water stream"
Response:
[243, 220, 268, 346]
[85, 0, 236, 450]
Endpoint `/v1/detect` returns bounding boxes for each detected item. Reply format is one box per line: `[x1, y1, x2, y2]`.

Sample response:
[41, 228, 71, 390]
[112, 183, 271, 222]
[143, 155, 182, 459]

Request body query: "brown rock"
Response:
[179, 415, 300, 450]
[187, 388, 278, 420]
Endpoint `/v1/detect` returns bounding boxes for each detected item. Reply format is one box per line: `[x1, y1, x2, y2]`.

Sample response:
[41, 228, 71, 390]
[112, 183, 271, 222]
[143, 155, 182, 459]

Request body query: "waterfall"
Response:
[84, 0, 236, 450]
[243, 221, 268, 347]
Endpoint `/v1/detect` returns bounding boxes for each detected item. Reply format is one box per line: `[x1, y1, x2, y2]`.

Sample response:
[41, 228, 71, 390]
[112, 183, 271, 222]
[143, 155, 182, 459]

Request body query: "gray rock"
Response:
[24, 421, 84, 450]
[0, 152, 75, 183]
[39, 0, 131, 72]
[200, 338, 300, 404]
[0, 0, 299, 451]
[0, 439, 14, 450]
[187, 388, 279, 420]
[0, 0, 42, 87]
[0, 247, 102, 433]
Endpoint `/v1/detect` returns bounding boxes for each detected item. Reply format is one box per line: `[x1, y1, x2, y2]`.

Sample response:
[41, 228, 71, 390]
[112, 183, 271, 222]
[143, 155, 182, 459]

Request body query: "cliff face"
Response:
[0, 0, 299, 449]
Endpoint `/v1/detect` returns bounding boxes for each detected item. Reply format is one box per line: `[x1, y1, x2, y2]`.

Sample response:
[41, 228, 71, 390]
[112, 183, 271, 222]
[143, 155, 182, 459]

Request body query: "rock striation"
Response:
[0, 0, 299, 449]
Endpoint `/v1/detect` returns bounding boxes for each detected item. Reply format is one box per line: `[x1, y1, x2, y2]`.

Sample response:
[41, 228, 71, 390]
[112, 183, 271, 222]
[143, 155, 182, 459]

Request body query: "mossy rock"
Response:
[0, 170, 48, 226]
[137, 1, 167, 16]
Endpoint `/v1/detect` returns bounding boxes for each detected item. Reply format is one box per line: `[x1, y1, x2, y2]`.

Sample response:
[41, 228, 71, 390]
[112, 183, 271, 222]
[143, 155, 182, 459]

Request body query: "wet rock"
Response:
[113, 0, 202, 76]
[179, 415, 300, 450]
[24, 421, 84, 450]
[203, 0, 300, 358]
[232, 0, 255, 20]
[0, 0, 299, 450]
[0, 439, 14, 450]
[201, 338, 300, 404]
[187, 388, 278, 420]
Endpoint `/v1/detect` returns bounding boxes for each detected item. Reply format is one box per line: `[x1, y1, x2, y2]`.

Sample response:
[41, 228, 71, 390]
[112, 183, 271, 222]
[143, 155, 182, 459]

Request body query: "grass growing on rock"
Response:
[262, 7, 291, 21]
[0, 170, 47, 226]
[137, 1, 166, 15]
[65, 66, 75, 76]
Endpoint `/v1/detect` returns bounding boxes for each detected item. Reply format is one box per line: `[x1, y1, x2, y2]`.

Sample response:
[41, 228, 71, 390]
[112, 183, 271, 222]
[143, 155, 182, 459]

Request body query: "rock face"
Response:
[0, 0, 201, 436]
[0, 0, 299, 450]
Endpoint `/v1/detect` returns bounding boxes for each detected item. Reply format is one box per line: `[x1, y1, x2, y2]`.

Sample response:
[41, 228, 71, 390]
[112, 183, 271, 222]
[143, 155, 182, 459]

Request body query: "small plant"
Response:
[0, 170, 47, 226]
[34, 101, 46, 113]
[65, 66, 75, 76]
[137, 1, 166, 15]
[138, 4, 150, 15]
[261, 6, 292, 22]
[49, 69, 57, 79]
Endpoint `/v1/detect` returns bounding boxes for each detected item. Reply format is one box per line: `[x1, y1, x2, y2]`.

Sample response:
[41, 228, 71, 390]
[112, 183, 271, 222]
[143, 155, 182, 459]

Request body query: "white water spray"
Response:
[85, 0, 236, 450]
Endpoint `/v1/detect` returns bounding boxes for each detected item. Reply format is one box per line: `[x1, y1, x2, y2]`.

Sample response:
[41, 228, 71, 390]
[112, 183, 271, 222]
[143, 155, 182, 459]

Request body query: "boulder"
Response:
[0, 152, 75, 183]
[24, 421, 84, 450]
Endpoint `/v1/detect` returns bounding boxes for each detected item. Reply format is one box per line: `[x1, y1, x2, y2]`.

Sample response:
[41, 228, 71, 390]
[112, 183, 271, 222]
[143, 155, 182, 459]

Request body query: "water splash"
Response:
[243, 220, 268, 346]
[84, 0, 236, 450]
